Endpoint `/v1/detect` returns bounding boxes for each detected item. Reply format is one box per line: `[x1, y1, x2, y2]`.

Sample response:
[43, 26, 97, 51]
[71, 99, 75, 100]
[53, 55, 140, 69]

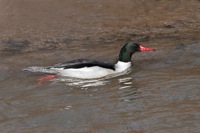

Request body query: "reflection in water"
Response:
[1, 42, 200, 132]
[52, 77, 109, 89]
[27, 67, 143, 102]
[51, 72, 133, 89]
[26, 66, 143, 102]
[24, 66, 132, 88]
[118, 77, 142, 102]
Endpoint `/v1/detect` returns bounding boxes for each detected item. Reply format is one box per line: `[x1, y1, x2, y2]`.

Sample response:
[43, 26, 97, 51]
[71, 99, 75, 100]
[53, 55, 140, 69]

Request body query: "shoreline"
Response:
[0, 0, 200, 52]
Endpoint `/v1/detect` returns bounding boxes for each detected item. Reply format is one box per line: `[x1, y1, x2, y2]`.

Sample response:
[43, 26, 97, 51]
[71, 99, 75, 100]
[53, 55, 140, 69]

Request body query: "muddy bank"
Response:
[0, 0, 200, 52]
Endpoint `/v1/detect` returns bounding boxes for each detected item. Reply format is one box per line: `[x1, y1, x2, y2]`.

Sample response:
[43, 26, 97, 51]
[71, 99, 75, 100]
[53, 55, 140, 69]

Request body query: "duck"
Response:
[42, 42, 155, 79]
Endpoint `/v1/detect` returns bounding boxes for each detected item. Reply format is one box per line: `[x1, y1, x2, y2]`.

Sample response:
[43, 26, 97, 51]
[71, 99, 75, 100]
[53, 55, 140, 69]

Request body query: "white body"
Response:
[50, 61, 131, 79]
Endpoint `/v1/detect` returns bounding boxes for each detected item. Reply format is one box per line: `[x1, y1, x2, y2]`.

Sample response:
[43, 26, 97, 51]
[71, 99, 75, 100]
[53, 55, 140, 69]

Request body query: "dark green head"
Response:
[119, 42, 155, 62]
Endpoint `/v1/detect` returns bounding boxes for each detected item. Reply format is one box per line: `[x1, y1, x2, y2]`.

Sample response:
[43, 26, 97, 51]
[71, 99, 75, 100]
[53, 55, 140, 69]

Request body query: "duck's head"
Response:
[119, 42, 155, 62]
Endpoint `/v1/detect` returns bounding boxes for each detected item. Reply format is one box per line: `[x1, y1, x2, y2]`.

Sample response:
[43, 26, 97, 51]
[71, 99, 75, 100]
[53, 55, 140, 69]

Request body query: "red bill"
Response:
[139, 45, 155, 51]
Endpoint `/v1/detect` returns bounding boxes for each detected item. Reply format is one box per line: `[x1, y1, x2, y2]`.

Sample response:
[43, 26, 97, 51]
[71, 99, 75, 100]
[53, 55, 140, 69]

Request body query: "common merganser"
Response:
[40, 42, 155, 79]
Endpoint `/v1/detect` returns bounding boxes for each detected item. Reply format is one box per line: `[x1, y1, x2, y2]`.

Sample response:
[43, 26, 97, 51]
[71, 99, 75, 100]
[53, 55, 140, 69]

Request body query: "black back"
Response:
[49, 59, 115, 70]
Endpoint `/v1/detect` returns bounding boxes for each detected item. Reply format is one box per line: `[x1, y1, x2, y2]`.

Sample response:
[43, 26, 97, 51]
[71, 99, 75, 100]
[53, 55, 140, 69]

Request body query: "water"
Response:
[1, 0, 200, 132]
[0, 41, 200, 133]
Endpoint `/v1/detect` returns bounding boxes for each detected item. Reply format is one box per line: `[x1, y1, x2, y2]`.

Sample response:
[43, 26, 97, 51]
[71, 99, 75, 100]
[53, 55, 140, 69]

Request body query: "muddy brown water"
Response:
[1, 41, 200, 133]
[1, 0, 200, 133]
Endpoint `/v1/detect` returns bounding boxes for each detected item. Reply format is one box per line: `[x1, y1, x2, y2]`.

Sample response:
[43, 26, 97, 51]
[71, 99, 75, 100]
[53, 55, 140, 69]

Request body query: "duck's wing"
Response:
[48, 59, 115, 70]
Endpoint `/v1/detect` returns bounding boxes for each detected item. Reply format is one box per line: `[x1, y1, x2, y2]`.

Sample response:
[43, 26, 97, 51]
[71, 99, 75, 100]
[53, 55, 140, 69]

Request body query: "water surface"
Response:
[1, 0, 200, 132]
[0, 41, 200, 133]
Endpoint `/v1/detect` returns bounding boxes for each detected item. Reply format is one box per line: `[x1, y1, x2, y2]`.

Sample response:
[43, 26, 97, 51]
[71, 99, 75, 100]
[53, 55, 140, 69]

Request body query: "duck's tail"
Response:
[22, 66, 56, 74]
[23, 66, 59, 84]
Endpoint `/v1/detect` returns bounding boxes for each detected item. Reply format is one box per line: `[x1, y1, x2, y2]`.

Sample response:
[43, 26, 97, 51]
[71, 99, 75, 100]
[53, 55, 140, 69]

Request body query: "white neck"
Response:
[115, 61, 131, 72]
